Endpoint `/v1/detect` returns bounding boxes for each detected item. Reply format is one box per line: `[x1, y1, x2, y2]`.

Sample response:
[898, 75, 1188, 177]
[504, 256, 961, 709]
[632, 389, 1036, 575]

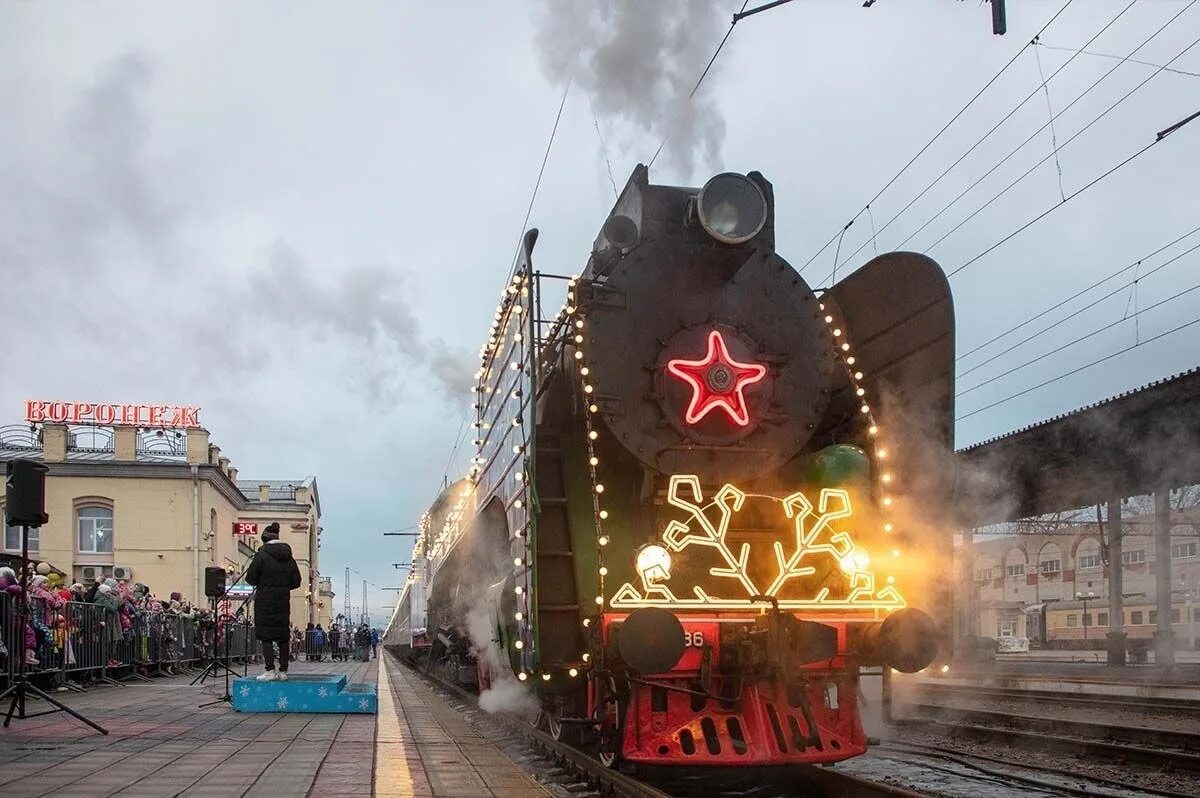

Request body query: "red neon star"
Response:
[666, 330, 767, 427]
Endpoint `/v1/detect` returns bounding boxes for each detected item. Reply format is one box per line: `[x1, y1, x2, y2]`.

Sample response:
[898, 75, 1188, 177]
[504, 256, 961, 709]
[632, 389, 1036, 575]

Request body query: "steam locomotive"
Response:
[385, 165, 954, 769]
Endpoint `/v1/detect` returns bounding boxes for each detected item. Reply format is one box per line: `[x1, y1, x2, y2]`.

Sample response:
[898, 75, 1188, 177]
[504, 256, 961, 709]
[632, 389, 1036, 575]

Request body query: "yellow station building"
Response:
[1, 413, 331, 632]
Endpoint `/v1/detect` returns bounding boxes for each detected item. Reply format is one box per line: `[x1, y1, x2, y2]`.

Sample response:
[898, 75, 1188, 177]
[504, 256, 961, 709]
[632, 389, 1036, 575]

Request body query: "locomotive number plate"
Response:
[675, 621, 720, 671]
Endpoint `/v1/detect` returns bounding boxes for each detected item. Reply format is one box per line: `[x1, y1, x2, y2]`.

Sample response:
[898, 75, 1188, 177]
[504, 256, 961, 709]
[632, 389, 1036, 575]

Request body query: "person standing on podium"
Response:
[246, 522, 302, 681]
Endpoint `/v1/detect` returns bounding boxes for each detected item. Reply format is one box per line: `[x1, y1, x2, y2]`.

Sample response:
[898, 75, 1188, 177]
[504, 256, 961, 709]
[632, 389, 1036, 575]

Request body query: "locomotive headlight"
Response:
[696, 173, 768, 244]
[636, 544, 672, 584]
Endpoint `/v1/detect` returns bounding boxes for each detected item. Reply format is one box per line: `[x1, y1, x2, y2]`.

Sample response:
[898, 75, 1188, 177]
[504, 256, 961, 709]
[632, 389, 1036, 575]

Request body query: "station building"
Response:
[1, 405, 330, 632]
[961, 505, 1200, 646]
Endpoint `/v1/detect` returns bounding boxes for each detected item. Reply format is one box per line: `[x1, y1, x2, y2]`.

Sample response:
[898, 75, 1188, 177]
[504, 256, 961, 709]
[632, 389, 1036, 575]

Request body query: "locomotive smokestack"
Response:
[854, 608, 939, 673]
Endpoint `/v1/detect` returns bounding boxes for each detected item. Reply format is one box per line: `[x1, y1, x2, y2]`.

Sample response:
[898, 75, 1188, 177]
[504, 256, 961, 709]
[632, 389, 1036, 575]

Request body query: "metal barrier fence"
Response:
[0, 593, 258, 690]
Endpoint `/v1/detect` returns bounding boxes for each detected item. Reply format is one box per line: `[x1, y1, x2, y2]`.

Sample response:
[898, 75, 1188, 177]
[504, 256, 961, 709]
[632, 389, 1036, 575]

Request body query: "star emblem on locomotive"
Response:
[666, 330, 767, 426]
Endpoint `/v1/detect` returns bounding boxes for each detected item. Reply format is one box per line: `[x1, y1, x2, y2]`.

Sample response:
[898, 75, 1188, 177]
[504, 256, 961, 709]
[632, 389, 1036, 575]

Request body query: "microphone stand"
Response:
[0, 525, 108, 734]
[195, 563, 254, 708]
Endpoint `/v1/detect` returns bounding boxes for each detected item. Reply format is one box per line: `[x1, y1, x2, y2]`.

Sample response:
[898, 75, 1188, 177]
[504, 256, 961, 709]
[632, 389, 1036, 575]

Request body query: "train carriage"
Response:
[395, 165, 955, 770]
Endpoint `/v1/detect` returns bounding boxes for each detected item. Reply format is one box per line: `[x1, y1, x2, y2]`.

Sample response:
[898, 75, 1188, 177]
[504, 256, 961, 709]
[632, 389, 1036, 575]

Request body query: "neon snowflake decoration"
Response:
[610, 474, 904, 612]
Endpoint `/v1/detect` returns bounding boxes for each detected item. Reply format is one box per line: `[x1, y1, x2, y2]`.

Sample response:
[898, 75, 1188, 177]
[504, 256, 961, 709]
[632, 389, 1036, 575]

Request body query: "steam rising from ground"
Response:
[532, 0, 729, 179]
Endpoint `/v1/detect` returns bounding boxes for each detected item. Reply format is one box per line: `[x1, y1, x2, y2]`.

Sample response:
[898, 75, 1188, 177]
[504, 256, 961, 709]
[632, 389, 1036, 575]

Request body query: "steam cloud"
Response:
[532, 0, 729, 179]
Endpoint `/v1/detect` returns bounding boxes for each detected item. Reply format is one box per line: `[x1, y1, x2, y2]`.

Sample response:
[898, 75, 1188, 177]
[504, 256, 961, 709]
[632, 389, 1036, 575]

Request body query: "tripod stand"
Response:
[0, 524, 108, 734]
[194, 567, 253, 708]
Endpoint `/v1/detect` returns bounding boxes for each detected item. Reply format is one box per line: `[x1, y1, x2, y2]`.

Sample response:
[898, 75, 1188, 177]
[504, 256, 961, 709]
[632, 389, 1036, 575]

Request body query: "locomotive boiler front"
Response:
[579, 169, 835, 483]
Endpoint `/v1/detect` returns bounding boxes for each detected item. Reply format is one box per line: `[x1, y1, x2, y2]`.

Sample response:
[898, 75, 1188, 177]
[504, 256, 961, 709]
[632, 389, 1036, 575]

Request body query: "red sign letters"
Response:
[24, 401, 202, 429]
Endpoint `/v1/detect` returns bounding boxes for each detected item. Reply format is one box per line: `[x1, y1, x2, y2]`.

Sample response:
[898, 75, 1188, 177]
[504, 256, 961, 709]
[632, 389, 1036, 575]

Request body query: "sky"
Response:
[2, 0, 1197, 624]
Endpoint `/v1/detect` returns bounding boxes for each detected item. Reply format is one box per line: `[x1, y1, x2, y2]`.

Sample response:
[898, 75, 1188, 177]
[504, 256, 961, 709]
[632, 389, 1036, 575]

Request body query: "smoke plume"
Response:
[532, 0, 729, 179]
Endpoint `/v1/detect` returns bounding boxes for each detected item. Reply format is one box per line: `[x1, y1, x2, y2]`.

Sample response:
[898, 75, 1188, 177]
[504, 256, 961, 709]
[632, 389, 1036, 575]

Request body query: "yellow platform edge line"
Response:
[374, 656, 416, 796]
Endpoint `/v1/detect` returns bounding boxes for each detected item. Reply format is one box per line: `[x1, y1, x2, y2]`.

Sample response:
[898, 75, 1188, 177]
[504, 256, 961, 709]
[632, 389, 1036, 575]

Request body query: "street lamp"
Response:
[1076, 591, 1096, 642]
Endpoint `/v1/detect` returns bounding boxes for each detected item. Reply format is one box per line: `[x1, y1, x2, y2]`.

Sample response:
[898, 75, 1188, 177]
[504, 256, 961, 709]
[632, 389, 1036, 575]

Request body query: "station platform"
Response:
[0, 656, 551, 797]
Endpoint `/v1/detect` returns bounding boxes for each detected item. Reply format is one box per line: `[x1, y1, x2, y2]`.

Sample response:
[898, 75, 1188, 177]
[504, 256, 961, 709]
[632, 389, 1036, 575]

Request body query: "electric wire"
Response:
[913, 15, 1200, 257]
[1036, 40, 1200, 79]
[587, 91, 621, 200]
[958, 275, 1200, 398]
[958, 225, 1200, 362]
[795, 0, 1077, 276]
[827, 1, 1134, 277]
[648, 1, 751, 169]
[944, 101, 1200, 281]
[959, 238, 1200, 379]
[958, 314, 1200, 420]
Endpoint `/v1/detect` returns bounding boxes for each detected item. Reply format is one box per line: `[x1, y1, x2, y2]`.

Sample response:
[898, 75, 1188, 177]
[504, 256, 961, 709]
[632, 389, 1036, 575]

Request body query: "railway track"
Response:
[395, 655, 923, 798]
[903, 682, 1200, 716]
[898, 712, 1200, 774]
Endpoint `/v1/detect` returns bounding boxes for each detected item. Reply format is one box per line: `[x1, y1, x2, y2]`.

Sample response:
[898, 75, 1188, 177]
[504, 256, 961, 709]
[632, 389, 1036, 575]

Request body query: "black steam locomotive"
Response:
[386, 165, 954, 769]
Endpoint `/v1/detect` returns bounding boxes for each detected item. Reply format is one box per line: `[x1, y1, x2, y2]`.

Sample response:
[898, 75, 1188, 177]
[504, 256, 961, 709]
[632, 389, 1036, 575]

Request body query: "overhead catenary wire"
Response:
[959, 238, 1200, 379]
[1036, 40, 1200, 79]
[944, 103, 1200, 281]
[795, 0, 1077, 276]
[958, 275, 1200, 397]
[907, 10, 1200, 258]
[958, 314, 1200, 420]
[958, 224, 1200, 362]
[827, 1, 1135, 276]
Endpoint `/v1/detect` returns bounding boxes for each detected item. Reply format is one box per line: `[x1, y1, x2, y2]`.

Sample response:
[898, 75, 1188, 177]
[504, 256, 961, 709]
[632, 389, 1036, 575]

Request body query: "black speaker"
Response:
[5, 459, 49, 528]
[204, 566, 227, 598]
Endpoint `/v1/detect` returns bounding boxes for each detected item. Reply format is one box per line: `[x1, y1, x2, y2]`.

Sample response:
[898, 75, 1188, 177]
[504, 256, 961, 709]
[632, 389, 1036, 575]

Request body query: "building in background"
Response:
[1, 407, 325, 632]
[960, 505, 1200, 647]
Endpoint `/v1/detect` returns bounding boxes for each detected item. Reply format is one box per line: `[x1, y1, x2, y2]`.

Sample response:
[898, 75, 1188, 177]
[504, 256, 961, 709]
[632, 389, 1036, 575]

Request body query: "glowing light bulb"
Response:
[575, 320, 584, 329]
[599, 510, 608, 520]
[882, 496, 893, 507]
[515, 585, 523, 594]
[515, 472, 524, 482]
[513, 445, 523, 454]
[833, 328, 842, 337]
[868, 424, 878, 435]
[582, 620, 591, 629]
[856, 388, 865, 397]
[514, 558, 523, 567]
[580, 367, 590, 376]
[518, 672, 527, 681]
[886, 576, 895, 584]
[589, 456, 598, 466]
[892, 549, 900, 558]
[574, 335, 583, 344]
[584, 385, 594, 394]
[542, 673, 551, 681]
[515, 612, 523, 621]
[589, 431, 598, 440]
[941, 665, 950, 674]
[595, 484, 604, 494]
[884, 523, 894, 533]
[589, 404, 598, 413]
[515, 640, 524, 649]
[842, 343, 850, 351]
[582, 653, 591, 661]
[824, 315, 833, 323]
[854, 371, 863, 380]
[514, 499, 523, 509]
[574, 351, 583, 360]
[819, 303, 825, 310]
[881, 473, 892, 483]
[569, 668, 578, 677]
[847, 356, 856, 365]
[595, 595, 604, 605]
[599, 566, 608, 576]
[860, 404, 870, 413]
[877, 449, 887, 459]
[598, 536, 609, 546]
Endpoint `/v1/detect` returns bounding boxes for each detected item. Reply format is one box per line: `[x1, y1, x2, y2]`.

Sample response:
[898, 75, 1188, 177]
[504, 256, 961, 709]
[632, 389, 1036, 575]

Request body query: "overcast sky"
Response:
[3, 1, 1197, 623]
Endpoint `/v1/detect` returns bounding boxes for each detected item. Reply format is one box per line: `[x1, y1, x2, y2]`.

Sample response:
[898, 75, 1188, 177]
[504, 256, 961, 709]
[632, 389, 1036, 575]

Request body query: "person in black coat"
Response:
[245, 523, 302, 681]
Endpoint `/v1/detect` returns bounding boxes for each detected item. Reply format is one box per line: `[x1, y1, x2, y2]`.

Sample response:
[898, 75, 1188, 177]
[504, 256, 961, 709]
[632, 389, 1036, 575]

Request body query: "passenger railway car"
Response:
[1026, 598, 1199, 651]
[389, 165, 955, 769]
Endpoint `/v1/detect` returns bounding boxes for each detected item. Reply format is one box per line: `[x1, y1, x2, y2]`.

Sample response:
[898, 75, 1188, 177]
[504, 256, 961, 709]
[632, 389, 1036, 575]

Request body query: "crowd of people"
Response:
[293, 622, 379, 662]
[0, 562, 211, 673]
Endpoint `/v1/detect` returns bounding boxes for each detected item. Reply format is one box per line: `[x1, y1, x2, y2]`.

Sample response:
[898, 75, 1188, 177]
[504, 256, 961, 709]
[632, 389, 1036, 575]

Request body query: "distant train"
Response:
[1025, 598, 1198, 651]
[387, 165, 955, 770]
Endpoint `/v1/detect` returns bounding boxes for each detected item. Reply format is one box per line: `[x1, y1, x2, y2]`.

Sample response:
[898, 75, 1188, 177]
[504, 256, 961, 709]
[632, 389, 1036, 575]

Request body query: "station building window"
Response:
[1005, 563, 1025, 578]
[1066, 614, 1078, 627]
[1130, 610, 1144, 625]
[3, 513, 39, 554]
[76, 501, 114, 554]
[1083, 613, 1092, 627]
[1171, 609, 1181, 623]
[1078, 554, 1101, 569]
[1039, 559, 1061, 575]
[1098, 612, 1108, 625]
[1149, 611, 1157, 624]
[1172, 542, 1198, 559]
[1121, 549, 1145, 565]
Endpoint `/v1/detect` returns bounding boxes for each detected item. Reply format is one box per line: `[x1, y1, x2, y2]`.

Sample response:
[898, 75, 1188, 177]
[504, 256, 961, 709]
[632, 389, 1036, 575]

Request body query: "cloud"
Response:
[532, 0, 728, 179]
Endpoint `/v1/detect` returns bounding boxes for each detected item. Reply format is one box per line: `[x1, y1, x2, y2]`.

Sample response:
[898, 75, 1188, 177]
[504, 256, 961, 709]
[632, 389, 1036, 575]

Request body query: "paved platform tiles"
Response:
[0, 656, 550, 797]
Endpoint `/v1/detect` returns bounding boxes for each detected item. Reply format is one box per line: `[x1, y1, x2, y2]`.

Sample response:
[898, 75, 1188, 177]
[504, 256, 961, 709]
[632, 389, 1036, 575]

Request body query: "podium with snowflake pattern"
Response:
[232, 673, 377, 714]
